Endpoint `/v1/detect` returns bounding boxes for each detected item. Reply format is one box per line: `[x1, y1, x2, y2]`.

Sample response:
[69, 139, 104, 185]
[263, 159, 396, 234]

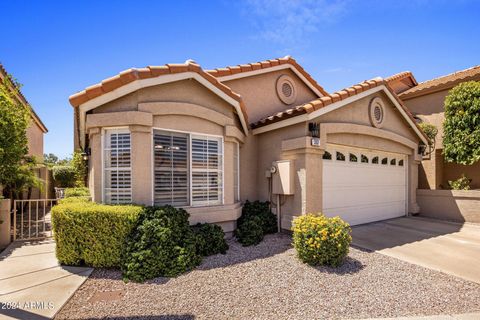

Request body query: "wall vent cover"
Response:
[276, 75, 297, 105]
[369, 96, 386, 128]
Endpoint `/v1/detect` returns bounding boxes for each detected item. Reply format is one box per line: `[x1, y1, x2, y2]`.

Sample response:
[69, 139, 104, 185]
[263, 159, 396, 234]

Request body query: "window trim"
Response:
[151, 127, 225, 208]
[101, 126, 132, 204]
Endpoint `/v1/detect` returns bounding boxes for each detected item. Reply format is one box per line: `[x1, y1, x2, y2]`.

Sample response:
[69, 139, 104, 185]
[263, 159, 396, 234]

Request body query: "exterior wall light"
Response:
[81, 148, 91, 161]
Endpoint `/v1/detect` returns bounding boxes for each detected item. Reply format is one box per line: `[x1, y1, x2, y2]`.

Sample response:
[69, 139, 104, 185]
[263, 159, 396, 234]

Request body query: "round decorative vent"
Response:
[276, 75, 297, 105]
[369, 97, 385, 128]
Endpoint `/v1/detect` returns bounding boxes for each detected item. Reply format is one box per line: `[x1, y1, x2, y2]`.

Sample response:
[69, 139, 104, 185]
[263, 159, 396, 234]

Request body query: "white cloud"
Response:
[242, 0, 348, 46]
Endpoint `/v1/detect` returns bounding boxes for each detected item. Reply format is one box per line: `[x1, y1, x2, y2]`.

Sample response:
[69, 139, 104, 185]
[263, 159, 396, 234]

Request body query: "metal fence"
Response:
[13, 199, 57, 241]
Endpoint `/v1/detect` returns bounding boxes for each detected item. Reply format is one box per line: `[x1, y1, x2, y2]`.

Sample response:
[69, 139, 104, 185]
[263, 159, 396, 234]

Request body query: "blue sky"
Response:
[1, 0, 479, 158]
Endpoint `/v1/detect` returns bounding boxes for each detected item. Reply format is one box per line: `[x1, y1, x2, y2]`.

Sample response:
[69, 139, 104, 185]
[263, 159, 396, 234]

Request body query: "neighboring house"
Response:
[0, 64, 49, 198]
[395, 66, 480, 189]
[69, 56, 428, 233]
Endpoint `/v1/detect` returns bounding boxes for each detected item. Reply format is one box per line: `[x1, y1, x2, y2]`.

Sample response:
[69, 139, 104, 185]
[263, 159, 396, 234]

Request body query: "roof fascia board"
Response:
[215, 64, 324, 98]
[253, 85, 429, 145]
[78, 72, 249, 148]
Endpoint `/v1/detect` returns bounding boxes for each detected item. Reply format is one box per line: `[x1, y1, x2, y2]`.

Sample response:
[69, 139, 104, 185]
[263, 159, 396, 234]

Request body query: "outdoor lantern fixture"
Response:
[418, 144, 427, 156]
[81, 148, 91, 161]
[308, 122, 320, 138]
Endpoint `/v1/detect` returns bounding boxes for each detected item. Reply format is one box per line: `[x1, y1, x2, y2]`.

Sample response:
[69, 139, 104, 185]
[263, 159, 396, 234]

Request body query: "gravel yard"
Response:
[56, 233, 480, 320]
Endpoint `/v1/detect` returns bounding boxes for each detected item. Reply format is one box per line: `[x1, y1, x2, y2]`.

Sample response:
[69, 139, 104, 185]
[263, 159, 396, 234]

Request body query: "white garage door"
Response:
[322, 145, 407, 226]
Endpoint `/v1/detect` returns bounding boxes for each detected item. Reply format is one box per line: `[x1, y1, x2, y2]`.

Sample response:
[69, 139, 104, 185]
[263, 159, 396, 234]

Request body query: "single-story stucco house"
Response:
[395, 66, 480, 190]
[69, 56, 428, 233]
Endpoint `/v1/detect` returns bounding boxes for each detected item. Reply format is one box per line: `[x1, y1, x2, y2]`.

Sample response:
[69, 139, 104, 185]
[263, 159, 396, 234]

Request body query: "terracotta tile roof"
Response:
[251, 77, 428, 141]
[206, 56, 329, 96]
[0, 63, 48, 133]
[399, 65, 480, 99]
[68, 61, 249, 125]
[385, 71, 418, 86]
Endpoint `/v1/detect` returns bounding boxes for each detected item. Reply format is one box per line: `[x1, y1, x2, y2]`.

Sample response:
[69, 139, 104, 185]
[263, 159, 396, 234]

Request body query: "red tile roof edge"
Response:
[385, 71, 418, 86]
[399, 65, 480, 99]
[68, 61, 249, 125]
[251, 77, 428, 142]
[206, 56, 329, 96]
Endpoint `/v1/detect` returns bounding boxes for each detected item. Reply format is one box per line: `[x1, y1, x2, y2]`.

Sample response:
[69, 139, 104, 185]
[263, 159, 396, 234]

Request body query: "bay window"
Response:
[154, 129, 223, 207]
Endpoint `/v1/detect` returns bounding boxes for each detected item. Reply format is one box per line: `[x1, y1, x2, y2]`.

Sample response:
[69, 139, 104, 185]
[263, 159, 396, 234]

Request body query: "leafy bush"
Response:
[418, 122, 438, 146]
[64, 187, 90, 198]
[192, 223, 229, 256]
[122, 206, 201, 282]
[51, 201, 142, 267]
[448, 174, 471, 190]
[72, 151, 87, 187]
[235, 200, 277, 246]
[443, 81, 480, 165]
[52, 166, 76, 188]
[235, 216, 264, 246]
[238, 200, 277, 234]
[292, 214, 352, 267]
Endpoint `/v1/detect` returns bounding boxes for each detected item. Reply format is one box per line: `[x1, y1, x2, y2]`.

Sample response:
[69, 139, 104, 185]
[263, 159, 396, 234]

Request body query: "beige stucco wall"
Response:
[443, 161, 480, 189]
[85, 79, 244, 233]
[403, 89, 448, 149]
[253, 91, 422, 229]
[403, 88, 480, 190]
[223, 68, 318, 123]
[417, 189, 480, 223]
[26, 120, 44, 159]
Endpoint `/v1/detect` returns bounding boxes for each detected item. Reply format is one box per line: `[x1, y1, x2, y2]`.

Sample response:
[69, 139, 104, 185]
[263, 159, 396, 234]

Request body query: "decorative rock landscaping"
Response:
[56, 234, 480, 320]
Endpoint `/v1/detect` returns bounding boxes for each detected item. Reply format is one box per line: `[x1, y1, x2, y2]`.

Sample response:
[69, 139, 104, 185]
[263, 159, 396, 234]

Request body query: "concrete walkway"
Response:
[0, 239, 92, 319]
[352, 217, 480, 284]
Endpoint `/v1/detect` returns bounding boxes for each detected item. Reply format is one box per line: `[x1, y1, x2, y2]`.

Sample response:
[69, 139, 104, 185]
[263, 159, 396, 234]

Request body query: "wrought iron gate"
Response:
[13, 199, 57, 241]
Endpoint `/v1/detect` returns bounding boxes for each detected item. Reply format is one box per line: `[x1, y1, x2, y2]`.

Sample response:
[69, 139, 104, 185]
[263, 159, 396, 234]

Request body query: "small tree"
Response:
[0, 73, 32, 200]
[443, 81, 480, 165]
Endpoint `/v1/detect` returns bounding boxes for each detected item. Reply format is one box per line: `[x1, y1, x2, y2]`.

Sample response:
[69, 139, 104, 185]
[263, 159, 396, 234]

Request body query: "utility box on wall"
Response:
[272, 160, 294, 195]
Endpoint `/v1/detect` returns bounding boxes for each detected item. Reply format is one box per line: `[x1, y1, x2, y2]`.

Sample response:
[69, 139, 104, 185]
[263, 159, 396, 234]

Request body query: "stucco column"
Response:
[130, 125, 152, 206]
[281, 137, 324, 224]
[88, 128, 102, 202]
[408, 153, 421, 214]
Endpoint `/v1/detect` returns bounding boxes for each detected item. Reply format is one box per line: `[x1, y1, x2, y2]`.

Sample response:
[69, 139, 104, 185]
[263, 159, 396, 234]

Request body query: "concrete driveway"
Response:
[352, 217, 480, 284]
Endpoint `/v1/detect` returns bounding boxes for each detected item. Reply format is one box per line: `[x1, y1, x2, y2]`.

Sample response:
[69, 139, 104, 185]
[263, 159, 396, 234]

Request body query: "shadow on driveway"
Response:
[352, 216, 480, 283]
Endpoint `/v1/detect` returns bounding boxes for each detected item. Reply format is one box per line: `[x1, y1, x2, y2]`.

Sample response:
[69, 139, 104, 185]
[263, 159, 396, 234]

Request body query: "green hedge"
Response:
[51, 201, 142, 267]
[52, 166, 76, 188]
[64, 187, 90, 198]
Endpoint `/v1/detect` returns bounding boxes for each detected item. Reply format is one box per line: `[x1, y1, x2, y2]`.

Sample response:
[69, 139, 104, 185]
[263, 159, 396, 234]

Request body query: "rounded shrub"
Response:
[235, 216, 264, 246]
[122, 206, 202, 282]
[52, 166, 76, 188]
[238, 200, 277, 234]
[292, 213, 352, 267]
[192, 223, 229, 256]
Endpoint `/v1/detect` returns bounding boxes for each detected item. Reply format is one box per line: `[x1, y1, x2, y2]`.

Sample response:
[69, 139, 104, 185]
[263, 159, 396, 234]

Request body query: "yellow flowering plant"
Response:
[292, 213, 352, 267]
